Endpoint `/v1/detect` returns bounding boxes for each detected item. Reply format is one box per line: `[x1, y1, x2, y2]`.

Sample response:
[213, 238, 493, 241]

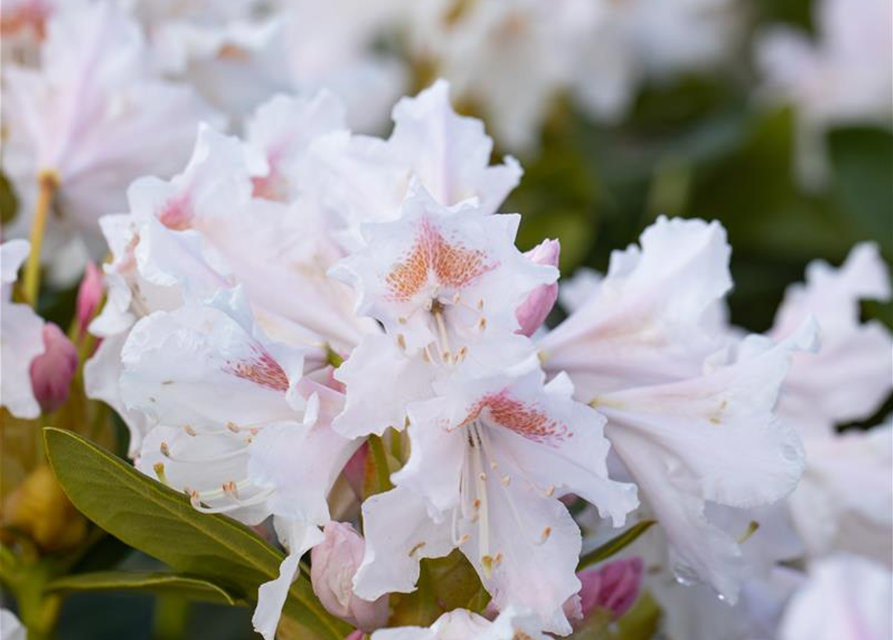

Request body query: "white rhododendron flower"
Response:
[0, 240, 45, 419]
[355, 368, 637, 633]
[770, 242, 892, 437]
[778, 555, 893, 640]
[305, 80, 522, 248]
[755, 0, 893, 185]
[540, 217, 813, 602]
[788, 421, 892, 563]
[1, 1, 222, 261]
[402, 0, 741, 150]
[150, 0, 407, 130]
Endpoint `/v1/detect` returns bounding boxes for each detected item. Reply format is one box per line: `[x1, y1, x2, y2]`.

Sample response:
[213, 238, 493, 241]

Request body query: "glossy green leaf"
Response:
[47, 572, 240, 605]
[43, 428, 350, 640]
[578, 520, 656, 570]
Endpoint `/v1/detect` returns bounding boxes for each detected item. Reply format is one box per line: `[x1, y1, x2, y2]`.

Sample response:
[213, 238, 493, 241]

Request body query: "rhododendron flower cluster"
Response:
[1, 2, 890, 640]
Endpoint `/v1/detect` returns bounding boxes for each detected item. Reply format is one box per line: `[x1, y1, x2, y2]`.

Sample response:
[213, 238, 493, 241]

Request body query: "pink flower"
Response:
[311, 522, 389, 632]
[568, 557, 644, 627]
[76, 263, 103, 339]
[516, 239, 560, 336]
[29, 323, 78, 414]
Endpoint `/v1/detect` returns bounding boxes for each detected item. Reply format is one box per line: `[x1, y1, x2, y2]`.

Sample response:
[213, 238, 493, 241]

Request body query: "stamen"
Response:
[396, 334, 407, 350]
[153, 462, 169, 485]
[183, 425, 197, 437]
[160, 441, 171, 457]
[539, 527, 552, 545]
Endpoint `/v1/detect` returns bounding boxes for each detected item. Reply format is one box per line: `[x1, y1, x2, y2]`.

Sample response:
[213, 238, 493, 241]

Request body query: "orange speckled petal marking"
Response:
[385, 218, 496, 301]
[225, 347, 289, 392]
[462, 390, 570, 445]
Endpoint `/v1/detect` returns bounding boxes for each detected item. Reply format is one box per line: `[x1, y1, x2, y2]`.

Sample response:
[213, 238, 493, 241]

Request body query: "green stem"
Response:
[368, 435, 393, 494]
[23, 172, 58, 307]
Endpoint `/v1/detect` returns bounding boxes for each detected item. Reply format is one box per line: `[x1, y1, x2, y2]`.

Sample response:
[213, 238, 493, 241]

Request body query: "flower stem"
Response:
[23, 172, 59, 307]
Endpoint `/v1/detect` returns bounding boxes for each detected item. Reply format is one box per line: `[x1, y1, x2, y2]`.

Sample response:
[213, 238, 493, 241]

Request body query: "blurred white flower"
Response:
[778, 555, 892, 640]
[789, 420, 892, 564]
[2, 1, 222, 268]
[756, 0, 893, 186]
[770, 242, 892, 437]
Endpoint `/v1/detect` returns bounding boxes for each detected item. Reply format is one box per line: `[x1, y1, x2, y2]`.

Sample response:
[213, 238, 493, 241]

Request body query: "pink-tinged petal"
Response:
[342, 443, 368, 499]
[311, 522, 389, 632]
[246, 91, 346, 203]
[516, 239, 560, 337]
[330, 181, 555, 352]
[29, 323, 77, 414]
[120, 287, 306, 432]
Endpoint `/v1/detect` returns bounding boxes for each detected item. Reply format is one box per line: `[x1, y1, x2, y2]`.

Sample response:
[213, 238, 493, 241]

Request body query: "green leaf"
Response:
[578, 520, 656, 570]
[43, 428, 350, 640]
[46, 572, 240, 605]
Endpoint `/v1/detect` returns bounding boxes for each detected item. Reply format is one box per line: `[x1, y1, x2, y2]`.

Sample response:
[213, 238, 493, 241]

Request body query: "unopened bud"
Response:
[516, 239, 560, 336]
[565, 557, 644, 628]
[76, 262, 103, 338]
[311, 522, 389, 632]
[29, 323, 77, 414]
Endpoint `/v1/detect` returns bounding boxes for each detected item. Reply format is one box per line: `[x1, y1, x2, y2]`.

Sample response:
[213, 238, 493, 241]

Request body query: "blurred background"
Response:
[1, 0, 890, 637]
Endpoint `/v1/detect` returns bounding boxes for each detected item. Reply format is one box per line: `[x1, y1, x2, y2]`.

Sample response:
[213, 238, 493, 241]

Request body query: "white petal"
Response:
[252, 521, 325, 640]
[779, 555, 892, 640]
[84, 334, 152, 456]
[121, 288, 305, 431]
[333, 333, 436, 438]
[595, 320, 816, 600]
[353, 486, 455, 601]
[0, 300, 45, 419]
[772, 243, 892, 435]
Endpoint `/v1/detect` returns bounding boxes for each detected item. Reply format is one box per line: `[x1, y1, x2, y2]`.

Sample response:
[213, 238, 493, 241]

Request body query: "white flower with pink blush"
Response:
[541, 216, 812, 602]
[329, 182, 556, 437]
[354, 367, 637, 634]
[1, 1, 221, 262]
[120, 287, 358, 640]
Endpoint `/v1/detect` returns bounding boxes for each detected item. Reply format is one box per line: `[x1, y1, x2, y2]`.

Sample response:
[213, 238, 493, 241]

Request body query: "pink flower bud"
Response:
[29, 323, 78, 414]
[567, 557, 644, 628]
[516, 239, 560, 336]
[76, 263, 103, 338]
[311, 522, 389, 632]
